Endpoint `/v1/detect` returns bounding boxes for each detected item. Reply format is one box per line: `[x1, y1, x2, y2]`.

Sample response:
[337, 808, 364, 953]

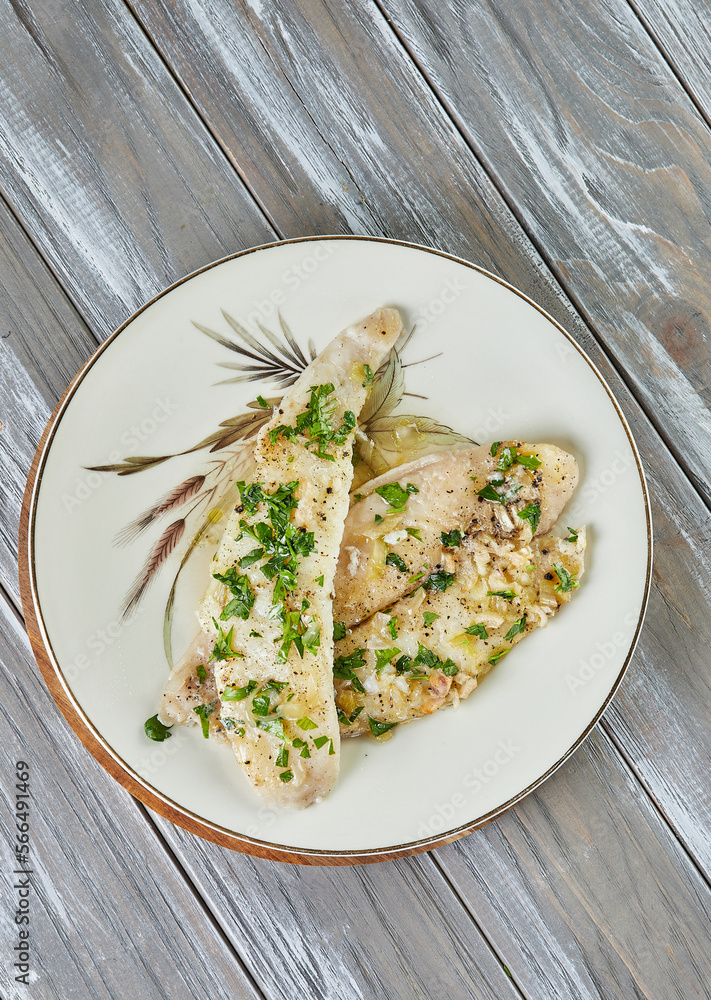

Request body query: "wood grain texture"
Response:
[0, 597, 264, 1000]
[0, 196, 98, 607]
[0, 0, 274, 339]
[633, 0, 711, 116]
[378, 0, 711, 504]
[436, 730, 711, 999]
[127, 0, 577, 331]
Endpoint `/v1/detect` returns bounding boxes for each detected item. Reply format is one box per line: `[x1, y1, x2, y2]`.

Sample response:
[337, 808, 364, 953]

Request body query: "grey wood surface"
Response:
[1, 0, 710, 997]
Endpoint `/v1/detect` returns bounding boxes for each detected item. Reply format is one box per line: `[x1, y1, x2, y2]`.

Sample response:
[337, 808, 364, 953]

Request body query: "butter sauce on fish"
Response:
[334, 525, 586, 737]
[334, 441, 578, 627]
[159, 308, 403, 808]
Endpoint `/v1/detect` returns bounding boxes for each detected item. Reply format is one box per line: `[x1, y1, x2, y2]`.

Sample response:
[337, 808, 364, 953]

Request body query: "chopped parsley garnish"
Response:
[488, 589, 517, 601]
[465, 622, 489, 639]
[296, 716, 318, 730]
[209, 623, 238, 662]
[504, 615, 527, 641]
[476, 484, 503, 503]
[517, 453, 542, 470]
[374, 513, 384, 524]
[196, 664, 207, 684]
[144, 715, 172, 742]
[279, 770, 294, 782]
[333, 649, 366, 693]
[249, 630, 262, 638]
[313, 735, 330, 749]
[238, 547, 264, 569]
[517, 502, 541, 533]
[408, 570, 426, 583]
[565, 527, 579, 544]
[388, 616, 398, 640]
[488, 648, 510, 665]
[333, 621, 347, 642]
[386, 552, 409, 574]
[406, 526, 423, 540]
[276, 745, 289, 768]
[440, 529, 462, 547]
[213, 566, 255, 621]
[222, 679, 257, 701]
[251, 692, 272, 716]
[496, 445, 518, 472]
[362, 363, 375, 387]
[269, 383, 356, 460]
[374, 482, 419, 509]
[490, 441, 502, 456]
[222, 717, 242, 733]
[353, 493, 364, 502]
[277, 608, 321, 662]
[553, 563, 579, 593]
[441, 659, 459, 676]
[256, 395, 269, 408]
[315, 574, 324, 587]
[373, 647, 400, 672]
[422, 571, 455, 593]
[368, 716, 398, 738]
[256, 718, 286, 740]
[423, 612, 439, 627]
[292, 738, 311, 758]
[337, 705, 364, 726]
[193, 703, 216, 738]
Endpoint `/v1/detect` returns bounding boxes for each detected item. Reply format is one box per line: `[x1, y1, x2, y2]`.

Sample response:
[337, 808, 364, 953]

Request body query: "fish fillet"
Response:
[160, 308, 403, 807]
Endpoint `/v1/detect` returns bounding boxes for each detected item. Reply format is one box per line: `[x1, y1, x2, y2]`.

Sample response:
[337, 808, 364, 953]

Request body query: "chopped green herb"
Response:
[488, 589, 517, 601]
[315, 574, 325, 587]
[386, 552, 409, 574]
[373, 647, 400, 673]
[193, 703, 215, 739]
[256, 718, 286, 740]
[222, 717, 243, 734]
[440, 529, 462, 547]
[488, 648, 510, 665]
[368, 716, 398, 738]
[406, 526, 423, 540]
[423, 612, 439, 627]
[477, 483, 503, 503]
[313, 735, 330, 749]
[222, 679, 257, 701]
[196, 664, 207, 684]
[504, 615, 527, 641]
[296, 716, 318, 730]
[464, 622, 489, 639]
[395, 654, 413, 673]
[496, 445, 518, 472]
[238, 547, 264, 569]
[277, 608, 321, 663]
[292, 737, 311, 758]
[256, 394, 269, 409]
[565, 527, 579, 544]
[441, 658, 459, 676]
[374, 481, 419, 509]
[278, 770, 294, 783]
[490, 441, 502, 456]
[362, 363, 375, 387]
[264, 680, 288, 692]
[524, 563, 535, 572]
[422, 571, 455, 593]
[276, 745, 289, 768]
[333, 621, 347, 642]
[353, 493, 364, 502]
[387, 616, 399, 640]
[517, 502, 541, 533]
[333, 649, 366, 693]
[209, 623, 238, 662]
[553, 563, 579, 593]
[213, 566, 255, 621]
[408, 570, 426, 583]
[251, 692, 271, 716]
[374, 513, 384, 525]
[413, 643, 439, 668]
[249, 630, 262, 638]
[517, 453, 542, 470]
[270, 383, 356, 460]
[328, 738, 335, 755]
[477, 481, 521, 504]
[144, 715, 172, 742]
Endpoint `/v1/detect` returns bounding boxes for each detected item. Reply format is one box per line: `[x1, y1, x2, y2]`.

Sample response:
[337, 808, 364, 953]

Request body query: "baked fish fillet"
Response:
[334, 440, 578, 626]
[161, 308, 403, 808]
[334, 526, 586, 737]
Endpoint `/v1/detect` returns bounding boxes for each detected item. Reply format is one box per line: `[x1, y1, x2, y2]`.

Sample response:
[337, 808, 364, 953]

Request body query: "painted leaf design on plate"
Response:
[115, 475, 206, 546]
[359, 348, 404, 423]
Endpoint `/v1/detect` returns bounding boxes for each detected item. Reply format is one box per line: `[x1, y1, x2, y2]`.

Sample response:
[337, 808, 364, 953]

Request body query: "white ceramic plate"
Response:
[23, 237, 651, 862]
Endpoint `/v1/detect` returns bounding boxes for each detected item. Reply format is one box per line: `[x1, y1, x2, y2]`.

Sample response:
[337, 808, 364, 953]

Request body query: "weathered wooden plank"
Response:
[377, 0, 711, 505]
[436, 730, 711, 1000]
[0, 0, 273, 339]
[0, 596, 264, 1000]
[0, 197, 98, 606]
[633, 0, 711, 118]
